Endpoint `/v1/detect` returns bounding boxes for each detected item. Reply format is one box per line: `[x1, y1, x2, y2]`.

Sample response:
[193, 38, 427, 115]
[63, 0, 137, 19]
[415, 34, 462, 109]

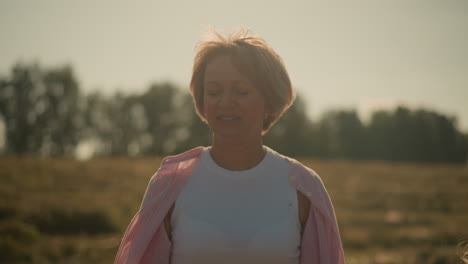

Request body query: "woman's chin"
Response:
[213, 130, 243, 139]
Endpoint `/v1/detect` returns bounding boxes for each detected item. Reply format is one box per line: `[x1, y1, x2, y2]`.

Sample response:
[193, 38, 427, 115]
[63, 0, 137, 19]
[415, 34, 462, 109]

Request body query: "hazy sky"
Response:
[1, 0, 467, 131]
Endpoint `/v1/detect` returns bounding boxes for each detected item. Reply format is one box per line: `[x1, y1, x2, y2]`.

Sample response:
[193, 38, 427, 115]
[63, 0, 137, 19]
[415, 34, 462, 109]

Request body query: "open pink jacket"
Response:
[114, 147, 346, 264]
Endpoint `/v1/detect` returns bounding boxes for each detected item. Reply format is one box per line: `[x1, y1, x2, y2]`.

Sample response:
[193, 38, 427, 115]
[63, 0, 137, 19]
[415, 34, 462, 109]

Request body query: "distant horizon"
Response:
[1, 57, 467, 134]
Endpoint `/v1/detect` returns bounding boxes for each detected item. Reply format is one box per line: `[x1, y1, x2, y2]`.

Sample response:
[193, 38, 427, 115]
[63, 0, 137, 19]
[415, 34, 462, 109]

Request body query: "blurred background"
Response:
[0, 0, 467, 263]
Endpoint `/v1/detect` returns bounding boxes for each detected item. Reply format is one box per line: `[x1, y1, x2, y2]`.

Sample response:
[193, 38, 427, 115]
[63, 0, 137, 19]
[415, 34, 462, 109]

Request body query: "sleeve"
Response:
[295, 164, 346, 264]
[114, 160, 177, 264]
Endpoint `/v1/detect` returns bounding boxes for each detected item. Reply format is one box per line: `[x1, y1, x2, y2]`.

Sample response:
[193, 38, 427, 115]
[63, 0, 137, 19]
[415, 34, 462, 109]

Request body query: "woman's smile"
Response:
[216, 115, 241, 121]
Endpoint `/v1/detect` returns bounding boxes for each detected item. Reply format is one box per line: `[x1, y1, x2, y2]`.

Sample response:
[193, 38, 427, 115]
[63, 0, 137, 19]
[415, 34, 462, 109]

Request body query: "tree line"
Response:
[0, 62, 466, 163]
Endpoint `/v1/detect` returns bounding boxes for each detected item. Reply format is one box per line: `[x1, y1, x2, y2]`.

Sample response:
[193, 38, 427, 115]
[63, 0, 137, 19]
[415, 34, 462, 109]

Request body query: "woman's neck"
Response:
[209, 137, 265, 171]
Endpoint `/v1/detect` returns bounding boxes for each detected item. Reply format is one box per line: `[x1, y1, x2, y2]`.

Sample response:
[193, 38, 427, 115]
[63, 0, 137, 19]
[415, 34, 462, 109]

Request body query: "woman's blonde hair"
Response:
[189, 27, 295, 133]
[458, 240, 468, 264]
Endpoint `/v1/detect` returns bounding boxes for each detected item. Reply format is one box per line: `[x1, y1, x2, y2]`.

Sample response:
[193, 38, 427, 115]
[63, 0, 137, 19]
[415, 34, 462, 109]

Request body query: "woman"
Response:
[114, 28, 345, 264]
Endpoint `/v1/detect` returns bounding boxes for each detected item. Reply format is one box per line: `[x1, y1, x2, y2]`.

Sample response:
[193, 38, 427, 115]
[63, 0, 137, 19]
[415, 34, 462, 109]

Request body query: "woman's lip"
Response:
[217, 116, 240, 120]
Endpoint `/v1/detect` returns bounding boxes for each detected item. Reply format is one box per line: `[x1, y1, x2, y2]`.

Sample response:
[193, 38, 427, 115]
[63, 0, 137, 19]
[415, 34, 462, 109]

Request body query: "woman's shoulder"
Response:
[265, 146, 322, 181]
[146, 146, 206, 187]
[140, 147, 206, 209]
[160, 146, 206, 165]
[267, 147, 336, 216]
[151, 147, 206, 181]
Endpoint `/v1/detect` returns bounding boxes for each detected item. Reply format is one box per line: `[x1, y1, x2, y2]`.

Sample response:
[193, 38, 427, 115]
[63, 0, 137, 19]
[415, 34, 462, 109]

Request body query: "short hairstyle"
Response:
[189, 27, 295, 134]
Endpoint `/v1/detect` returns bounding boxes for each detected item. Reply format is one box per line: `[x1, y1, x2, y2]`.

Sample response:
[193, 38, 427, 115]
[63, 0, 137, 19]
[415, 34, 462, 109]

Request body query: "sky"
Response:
[1, 0, 467, 131]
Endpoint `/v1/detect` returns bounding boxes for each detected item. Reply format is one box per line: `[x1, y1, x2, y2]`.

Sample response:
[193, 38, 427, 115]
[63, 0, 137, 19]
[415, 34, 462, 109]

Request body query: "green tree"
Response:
[316, 109, 366, 159]
[0, 63, 82, 156]
[367, 106, 467, 163]
[172, 93, 211, 153]
[138, 82, 184, 155]
[264, 95, 314, 157]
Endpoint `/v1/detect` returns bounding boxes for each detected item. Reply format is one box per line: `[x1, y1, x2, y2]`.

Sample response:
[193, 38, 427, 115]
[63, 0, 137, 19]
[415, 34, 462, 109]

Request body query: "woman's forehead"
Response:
[204, 55, 250, 82]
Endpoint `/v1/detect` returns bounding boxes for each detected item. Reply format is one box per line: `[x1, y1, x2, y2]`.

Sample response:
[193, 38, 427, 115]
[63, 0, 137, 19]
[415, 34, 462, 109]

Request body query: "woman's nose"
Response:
[219, 91, 235, 107]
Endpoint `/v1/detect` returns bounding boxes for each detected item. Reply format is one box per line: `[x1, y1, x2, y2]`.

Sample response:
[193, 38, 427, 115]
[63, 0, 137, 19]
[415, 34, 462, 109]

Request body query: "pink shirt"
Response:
[114, 147, 346, 264]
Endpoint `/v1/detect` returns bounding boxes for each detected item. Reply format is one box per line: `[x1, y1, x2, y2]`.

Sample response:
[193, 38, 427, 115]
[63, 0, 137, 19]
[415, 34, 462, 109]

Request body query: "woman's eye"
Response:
[206, 89, 220, 96]
[236, 90, 249, 96]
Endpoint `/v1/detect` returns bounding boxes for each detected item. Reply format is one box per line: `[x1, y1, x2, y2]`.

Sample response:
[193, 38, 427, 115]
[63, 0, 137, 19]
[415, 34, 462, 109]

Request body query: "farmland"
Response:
[0, 156, 467, 264]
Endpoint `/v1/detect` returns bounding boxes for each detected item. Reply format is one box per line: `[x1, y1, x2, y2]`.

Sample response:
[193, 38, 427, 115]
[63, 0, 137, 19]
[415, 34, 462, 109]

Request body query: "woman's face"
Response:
[203, 55, 266, 141]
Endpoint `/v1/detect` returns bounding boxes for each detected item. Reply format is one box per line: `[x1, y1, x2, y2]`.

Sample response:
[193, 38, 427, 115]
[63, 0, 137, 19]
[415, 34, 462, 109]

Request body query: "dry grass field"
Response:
[0, 156, 467, 264]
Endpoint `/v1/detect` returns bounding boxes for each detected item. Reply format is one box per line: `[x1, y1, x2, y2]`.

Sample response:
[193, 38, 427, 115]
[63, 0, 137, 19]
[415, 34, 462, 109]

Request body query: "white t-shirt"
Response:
[170, 147, 301, 264]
